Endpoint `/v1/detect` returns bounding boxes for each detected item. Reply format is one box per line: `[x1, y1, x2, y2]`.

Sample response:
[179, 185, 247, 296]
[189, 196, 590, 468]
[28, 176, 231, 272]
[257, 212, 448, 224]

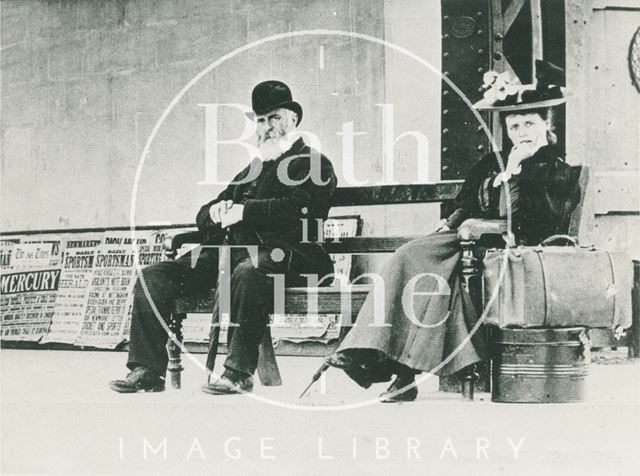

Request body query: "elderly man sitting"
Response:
[110, 80, 337, 395]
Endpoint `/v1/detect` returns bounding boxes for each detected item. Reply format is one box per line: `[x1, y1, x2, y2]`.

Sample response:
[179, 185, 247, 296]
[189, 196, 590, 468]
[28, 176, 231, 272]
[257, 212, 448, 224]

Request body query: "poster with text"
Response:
[0, 241, 61, 341]
[74, 231, 163, 348]
[41, 234, 103, 344]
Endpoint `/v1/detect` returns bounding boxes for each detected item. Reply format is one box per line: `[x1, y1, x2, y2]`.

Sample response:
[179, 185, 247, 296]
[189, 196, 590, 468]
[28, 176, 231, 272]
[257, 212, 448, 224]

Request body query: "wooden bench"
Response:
[165, 180, 465, 388]
[165, 164, 637, 397]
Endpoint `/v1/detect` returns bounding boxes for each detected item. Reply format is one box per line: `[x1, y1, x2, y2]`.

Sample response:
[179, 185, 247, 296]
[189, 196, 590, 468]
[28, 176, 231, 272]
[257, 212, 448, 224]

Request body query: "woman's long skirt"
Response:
[336, 230, 488, 388]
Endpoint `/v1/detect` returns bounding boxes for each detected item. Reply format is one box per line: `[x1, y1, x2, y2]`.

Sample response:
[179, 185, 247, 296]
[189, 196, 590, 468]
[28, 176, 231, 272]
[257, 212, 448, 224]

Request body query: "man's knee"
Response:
[133, 261, 189, 304]
[231, 259, 264, 285]
[135, 261, 171, 288]
[231, 257, 285, 293]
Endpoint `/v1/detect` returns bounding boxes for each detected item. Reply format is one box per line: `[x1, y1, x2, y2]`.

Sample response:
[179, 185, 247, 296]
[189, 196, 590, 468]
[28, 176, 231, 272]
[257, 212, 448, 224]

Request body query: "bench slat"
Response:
[323, 235, 423, 253]
[283, 285, 371, 318]
[331, 182, 463, 206]
[175, 285, 372, 323]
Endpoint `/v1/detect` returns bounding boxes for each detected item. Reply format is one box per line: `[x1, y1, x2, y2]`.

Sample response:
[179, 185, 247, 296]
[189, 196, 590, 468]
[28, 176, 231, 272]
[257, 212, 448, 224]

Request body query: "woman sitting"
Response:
[326, 61, 577, 402]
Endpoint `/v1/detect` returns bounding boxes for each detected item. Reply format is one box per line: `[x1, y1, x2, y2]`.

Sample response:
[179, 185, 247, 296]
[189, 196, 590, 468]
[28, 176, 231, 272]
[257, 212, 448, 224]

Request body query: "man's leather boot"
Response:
[109, 366, 165, 393]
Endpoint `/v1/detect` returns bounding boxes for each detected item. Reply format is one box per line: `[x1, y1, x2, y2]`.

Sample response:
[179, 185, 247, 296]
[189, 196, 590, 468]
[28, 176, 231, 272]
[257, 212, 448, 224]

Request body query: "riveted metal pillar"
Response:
[441, 0, 491, 188]
[439, 0, 492, 396]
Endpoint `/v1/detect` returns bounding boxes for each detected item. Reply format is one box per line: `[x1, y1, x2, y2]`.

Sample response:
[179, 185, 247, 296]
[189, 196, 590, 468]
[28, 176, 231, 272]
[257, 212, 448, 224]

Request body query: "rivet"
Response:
[477, 29, 483, 35]
[477, 67, 484, 73]
[443, 33, 449, 39]
[478, 48, 484, 54]
[476, 11, 483, 17]
[494, 33, 503, 41]
[443, 15, 449, 21]
[443, 109, 449, 115]
[443, 90, 449, 96]
[443, 52, 450, 58]
[443, 128, 449, 134]
[477, 144, 485, 151]
[493, 51, 503, 60]
[443, 147, 449, 153]
[270, 248, 286, 263]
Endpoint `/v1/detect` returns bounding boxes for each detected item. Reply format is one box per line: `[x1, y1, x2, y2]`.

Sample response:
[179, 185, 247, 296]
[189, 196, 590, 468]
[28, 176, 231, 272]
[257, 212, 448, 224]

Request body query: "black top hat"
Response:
[473, 60, 567, 112]
[251, 80, 303, 126]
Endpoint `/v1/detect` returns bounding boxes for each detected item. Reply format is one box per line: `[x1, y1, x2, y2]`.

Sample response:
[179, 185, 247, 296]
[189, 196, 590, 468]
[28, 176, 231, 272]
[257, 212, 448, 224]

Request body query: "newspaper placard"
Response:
[0, 268, 60, 341]
[182, 310, 231, 344]
[324, 216, 360, 283]
[120, 230, 166, 339]
[74, 231, 160, 348]
[182, 313, 213, 343]
[10, 241, 61, 269]
[41, 234, 103, 344]
[0, 238, 20, 270]
[270, 313, 342, 343]
[20, 235, 65, 267]
[0, 239, 62, 341]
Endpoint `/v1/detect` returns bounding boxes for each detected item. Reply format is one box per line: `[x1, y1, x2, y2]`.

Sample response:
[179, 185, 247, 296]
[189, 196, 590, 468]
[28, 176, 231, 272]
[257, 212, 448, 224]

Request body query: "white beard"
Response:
[258, 134, 295, 161]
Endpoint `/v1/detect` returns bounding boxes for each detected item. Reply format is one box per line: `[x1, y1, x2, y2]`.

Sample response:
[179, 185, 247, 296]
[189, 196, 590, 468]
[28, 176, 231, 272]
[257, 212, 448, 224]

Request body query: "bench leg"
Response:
[439, 361, 488, 397]
[257, 328, 282, 386]
[459, 364, 479, 401]
[167, 312, 185, 389]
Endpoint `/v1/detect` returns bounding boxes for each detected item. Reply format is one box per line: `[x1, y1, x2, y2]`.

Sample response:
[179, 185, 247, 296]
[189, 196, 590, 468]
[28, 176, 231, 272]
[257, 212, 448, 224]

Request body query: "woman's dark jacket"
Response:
[445, 144, 578, 245]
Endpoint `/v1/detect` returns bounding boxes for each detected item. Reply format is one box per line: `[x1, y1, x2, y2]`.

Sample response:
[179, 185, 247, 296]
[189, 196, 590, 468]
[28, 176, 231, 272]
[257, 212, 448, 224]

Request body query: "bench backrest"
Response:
[324, 164, 588, 253]
[330, 181, 463, 207]
[324, 181, 463, 254]
[566, 165, 590, 239]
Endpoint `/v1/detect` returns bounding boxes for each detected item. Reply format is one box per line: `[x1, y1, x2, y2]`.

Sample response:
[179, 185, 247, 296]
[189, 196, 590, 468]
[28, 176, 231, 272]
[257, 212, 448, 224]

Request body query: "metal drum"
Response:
[491, 327, 590, 403]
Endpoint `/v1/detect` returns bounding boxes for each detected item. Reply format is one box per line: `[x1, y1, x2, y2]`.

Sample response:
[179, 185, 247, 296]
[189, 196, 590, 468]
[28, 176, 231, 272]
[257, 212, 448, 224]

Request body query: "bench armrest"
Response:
[457, 218, 508, 241]
[162, 229, 203, 259]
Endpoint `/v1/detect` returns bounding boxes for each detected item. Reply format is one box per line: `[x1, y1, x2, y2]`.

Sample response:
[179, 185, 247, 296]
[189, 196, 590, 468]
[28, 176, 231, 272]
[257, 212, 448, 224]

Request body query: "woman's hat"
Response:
[250, 80, 303, 125]
[473, 60, 567, 112]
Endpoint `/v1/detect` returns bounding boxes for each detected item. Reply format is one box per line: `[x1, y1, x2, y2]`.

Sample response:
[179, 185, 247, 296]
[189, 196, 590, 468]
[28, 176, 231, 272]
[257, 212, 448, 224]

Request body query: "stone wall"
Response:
[1, 0, 443, 235]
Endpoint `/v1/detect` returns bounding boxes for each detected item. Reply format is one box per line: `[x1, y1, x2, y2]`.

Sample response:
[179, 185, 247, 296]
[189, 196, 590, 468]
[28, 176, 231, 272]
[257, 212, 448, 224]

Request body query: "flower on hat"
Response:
[481, 70, 521, 104]
[473, 61, 567, 111]
[482, 71, 499, 88]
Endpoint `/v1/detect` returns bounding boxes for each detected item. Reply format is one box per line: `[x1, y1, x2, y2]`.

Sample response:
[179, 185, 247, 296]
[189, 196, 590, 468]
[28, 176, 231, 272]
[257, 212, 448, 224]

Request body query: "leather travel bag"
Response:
[482, 235, 632, 329]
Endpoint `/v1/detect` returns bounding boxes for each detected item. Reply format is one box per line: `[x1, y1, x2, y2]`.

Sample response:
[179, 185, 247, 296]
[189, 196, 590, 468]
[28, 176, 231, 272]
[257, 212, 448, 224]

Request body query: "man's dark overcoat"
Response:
[127, 137, 337, 377]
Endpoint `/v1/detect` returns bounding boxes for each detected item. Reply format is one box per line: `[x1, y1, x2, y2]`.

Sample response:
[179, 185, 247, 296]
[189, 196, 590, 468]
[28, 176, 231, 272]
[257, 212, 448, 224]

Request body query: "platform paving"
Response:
[1, 349, 639, 475]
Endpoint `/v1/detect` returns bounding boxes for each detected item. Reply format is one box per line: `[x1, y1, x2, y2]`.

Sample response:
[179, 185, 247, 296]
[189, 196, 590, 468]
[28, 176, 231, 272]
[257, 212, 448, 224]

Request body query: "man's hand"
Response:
[220, 203, 244, 228]
[209, 200, 233, 224]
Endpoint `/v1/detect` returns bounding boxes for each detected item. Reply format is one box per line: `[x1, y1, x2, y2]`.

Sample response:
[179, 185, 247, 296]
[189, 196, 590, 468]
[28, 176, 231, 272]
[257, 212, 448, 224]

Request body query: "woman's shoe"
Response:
[379, 376, 418, 403]
[324, 352, 354, 369]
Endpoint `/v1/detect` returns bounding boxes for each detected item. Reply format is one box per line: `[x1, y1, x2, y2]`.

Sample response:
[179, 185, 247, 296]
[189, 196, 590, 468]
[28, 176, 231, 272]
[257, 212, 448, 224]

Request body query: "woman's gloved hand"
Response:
[494, 136, 546, 187]
[433, 219, 451, 233]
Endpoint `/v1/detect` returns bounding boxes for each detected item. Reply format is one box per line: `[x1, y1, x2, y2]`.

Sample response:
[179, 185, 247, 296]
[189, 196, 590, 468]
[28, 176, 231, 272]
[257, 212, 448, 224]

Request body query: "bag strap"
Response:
[540, 234, 579, 247]
[604, 250, 617, 327]
[533, 251, 549, 325]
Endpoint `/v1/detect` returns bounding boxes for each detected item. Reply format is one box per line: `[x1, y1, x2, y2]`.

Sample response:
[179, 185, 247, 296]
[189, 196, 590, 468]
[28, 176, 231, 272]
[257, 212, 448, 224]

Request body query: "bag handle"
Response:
[540, 234, 579, 247]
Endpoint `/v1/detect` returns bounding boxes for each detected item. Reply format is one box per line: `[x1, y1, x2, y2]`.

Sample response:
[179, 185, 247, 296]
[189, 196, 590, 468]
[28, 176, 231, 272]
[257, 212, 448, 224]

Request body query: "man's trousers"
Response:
[126, 246, 309, 377]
